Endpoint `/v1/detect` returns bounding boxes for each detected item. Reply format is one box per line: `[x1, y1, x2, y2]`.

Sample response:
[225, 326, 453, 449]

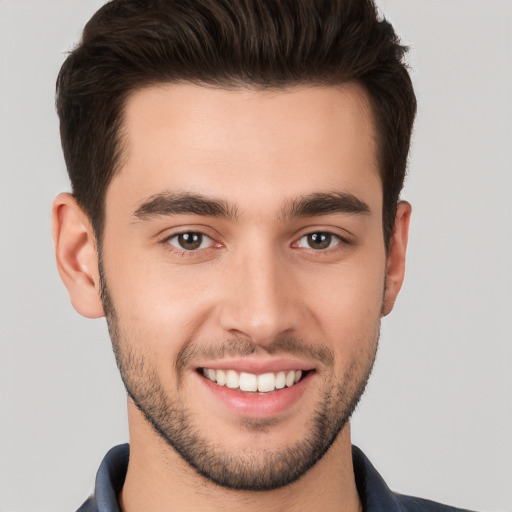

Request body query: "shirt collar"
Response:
[79, 443, 450, 512]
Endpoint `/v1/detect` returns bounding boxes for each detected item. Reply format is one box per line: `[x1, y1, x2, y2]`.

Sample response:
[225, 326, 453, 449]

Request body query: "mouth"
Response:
[194, 359, 316, 418]
[199, 368, 308, 393]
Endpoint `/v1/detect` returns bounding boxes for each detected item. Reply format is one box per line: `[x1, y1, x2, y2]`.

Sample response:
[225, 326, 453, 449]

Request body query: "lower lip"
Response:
[197, 371, 314, 418]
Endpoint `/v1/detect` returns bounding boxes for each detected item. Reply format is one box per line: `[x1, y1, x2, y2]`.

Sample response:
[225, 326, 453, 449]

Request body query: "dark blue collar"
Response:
[77, 444, 474, 511]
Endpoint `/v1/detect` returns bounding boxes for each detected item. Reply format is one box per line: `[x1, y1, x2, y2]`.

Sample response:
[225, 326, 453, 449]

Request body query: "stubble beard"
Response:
[100, 269, 379, 491]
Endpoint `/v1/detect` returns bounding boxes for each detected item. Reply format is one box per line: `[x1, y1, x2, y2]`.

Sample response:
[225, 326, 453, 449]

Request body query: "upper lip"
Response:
[195, 357, 315, 374]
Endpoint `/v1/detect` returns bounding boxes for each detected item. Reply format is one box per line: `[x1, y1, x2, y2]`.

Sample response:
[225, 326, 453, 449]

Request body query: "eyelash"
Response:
[162, 231, 219, 257]
[292, 231, 349, 253]
[161, 229, 351, 257]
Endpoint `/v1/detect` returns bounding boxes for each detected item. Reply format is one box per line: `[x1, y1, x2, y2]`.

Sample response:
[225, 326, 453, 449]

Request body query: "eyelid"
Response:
[160, 227, 223, 256]
[157, 225, 353, 258]
[290, 228, 354, 255]
[292, 226, 352, 242]
[166, 232, 214, 250]
[295, 232, 342, 248]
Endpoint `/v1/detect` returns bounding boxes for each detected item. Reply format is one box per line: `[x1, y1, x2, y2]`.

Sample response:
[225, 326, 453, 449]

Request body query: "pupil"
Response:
[308, 232, 331, 250]
[179, 232, 202, 250]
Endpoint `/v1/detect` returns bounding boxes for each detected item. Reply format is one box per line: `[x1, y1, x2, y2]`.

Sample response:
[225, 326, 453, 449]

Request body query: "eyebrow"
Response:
[132, 192, 239, 221]
[132, 190, 370, 223]
[280, 192, 371, 220]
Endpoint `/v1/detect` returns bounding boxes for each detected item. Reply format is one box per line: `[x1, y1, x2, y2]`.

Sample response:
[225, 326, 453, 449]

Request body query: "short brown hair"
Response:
[56, 0, 416, 247]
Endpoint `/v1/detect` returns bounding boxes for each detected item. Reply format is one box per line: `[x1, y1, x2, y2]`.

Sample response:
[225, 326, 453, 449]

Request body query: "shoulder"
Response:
[76, 497, 95, 512]
[74, 444, 129, 512]
[393, 492, 476, 512]
[352, 446, 476, 512]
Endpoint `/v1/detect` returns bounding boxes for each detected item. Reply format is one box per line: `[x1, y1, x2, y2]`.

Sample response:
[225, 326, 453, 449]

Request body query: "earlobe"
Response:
[52, 193, 105, 319]
[382, 201, 411, 317]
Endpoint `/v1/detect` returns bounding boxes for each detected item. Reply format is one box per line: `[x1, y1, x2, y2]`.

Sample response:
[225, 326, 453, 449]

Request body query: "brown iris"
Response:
[307, 232, 332, 250]
[177, 232, 203, 250]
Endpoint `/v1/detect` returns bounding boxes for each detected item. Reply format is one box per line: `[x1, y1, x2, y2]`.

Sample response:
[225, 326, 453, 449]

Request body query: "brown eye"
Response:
[307, 233, 331, 249]
[296, 232, 341, 250]
[168, 232, 210, 251]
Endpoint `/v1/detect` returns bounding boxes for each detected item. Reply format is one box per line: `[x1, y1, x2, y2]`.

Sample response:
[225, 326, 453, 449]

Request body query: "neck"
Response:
[120, 402, 362, 512]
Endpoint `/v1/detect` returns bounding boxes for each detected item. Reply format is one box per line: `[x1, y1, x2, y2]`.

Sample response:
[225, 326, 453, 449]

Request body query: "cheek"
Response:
[303, 253, 386, 355]
[102, 250, 206, 350]
[103, 228, 386, 366]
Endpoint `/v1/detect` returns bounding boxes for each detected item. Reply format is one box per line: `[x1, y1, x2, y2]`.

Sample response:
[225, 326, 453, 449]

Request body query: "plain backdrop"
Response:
[0, 1, 511, 511]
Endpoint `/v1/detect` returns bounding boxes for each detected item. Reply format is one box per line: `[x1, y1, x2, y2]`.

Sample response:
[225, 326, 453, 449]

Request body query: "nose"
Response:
[218, 246, 302, 346]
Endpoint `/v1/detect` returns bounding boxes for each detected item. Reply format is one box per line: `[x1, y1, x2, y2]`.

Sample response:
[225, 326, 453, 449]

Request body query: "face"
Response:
[99, 83, 395, 490]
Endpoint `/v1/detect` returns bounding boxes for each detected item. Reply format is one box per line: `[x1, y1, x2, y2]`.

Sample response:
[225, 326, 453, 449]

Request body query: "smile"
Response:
[201, 368, 304, 393]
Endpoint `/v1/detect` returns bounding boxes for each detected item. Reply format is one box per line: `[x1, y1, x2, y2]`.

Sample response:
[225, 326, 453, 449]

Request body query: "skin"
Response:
[52, 83, 410, 511]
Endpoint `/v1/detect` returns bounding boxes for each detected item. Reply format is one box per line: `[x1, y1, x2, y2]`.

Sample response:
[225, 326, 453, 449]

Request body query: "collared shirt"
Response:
[76, 444, 475, 512]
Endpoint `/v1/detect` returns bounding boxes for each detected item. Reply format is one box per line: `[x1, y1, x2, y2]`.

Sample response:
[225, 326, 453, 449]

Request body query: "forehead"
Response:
[109, 82, 381, 217]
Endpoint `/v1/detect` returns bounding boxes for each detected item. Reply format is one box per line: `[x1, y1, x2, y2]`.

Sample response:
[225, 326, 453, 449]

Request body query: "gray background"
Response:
[0, 1, 511, 510]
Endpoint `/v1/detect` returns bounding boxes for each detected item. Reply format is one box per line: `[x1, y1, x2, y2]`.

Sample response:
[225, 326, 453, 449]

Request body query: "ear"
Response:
[52, 193, 105, 318]
[382, 201, 411, 317]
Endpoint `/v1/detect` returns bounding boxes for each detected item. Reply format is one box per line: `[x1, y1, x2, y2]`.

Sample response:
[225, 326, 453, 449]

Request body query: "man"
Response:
[51, 0, 473, 510]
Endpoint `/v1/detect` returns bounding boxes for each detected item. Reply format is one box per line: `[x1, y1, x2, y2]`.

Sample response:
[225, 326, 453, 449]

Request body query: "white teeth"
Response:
[257, 372, 275, 393]
[275, 371, 286, 389]
[202, 368, 305, 393]
[216, 369, 226, 386]
[240, 372, 258, 392]
[226, 370, 239, 389]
